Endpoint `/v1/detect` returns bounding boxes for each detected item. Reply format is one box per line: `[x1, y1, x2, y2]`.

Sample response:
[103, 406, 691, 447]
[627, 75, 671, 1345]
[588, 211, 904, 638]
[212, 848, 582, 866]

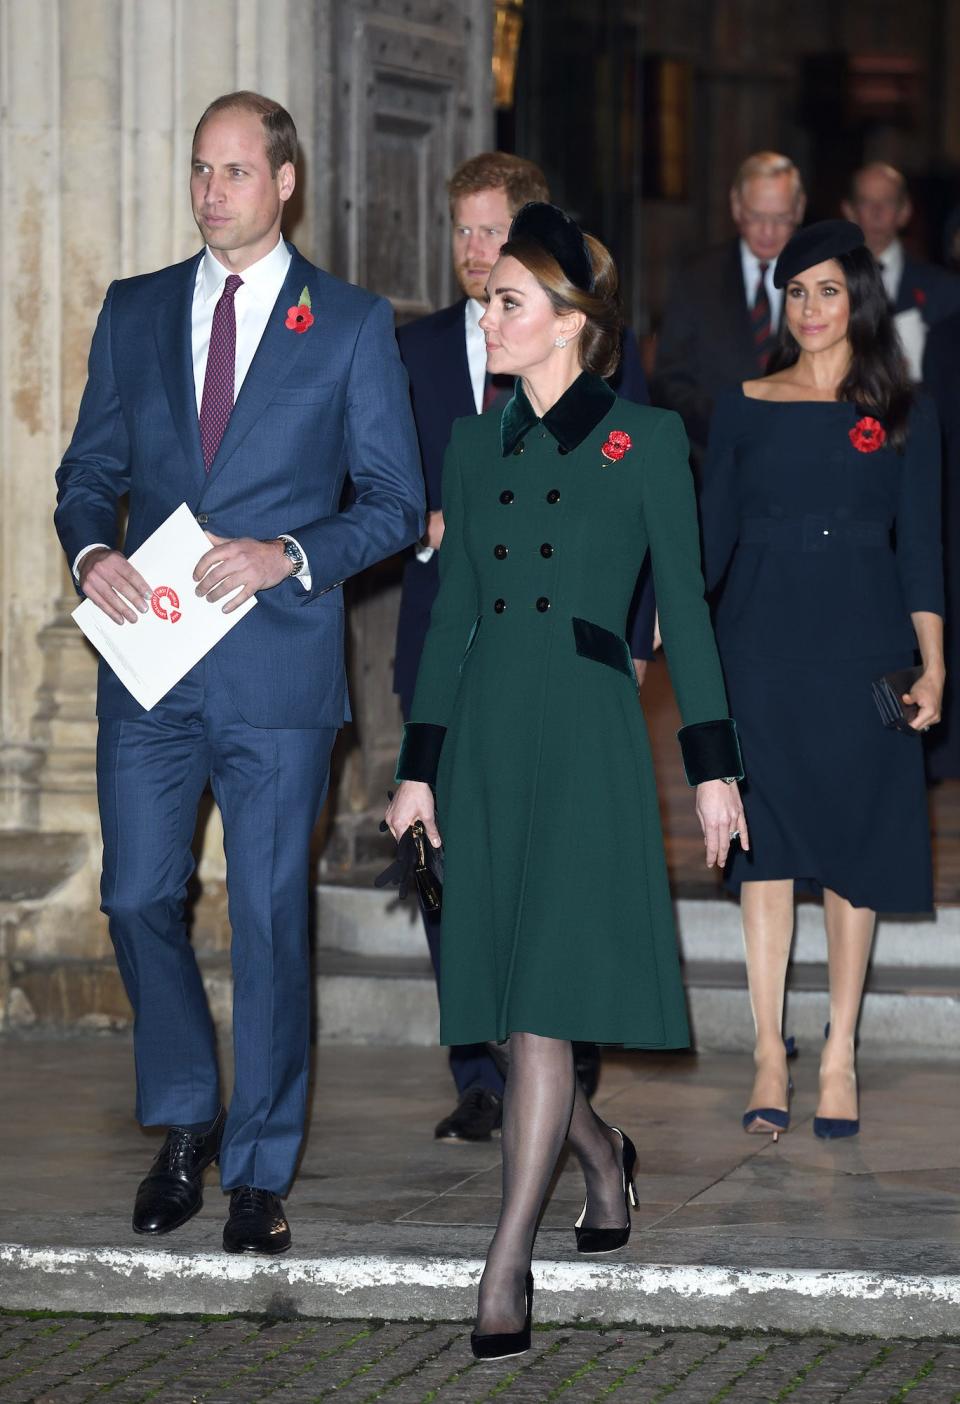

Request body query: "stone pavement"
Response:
[1, 1037, 958, 1340]
[1, 1313, 959, 1402]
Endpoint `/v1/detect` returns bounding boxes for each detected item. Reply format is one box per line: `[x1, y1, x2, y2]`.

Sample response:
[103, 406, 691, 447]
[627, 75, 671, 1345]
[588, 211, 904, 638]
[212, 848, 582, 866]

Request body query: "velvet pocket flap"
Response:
[572, 617, 634, 680]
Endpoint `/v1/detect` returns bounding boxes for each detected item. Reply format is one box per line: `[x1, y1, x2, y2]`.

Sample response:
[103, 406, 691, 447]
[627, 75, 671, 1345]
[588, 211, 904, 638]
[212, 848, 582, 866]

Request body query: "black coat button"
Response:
[540, 543, 554, 558]
[536, 596, 551, 612]
[557, 445, 569, 455]
[499, 490, 515, 504]
[513, 442, 525, 456]
[546, 489, 561, 504]
[494, 544, 508, 559]
[494, 598, 507, 613]
[196, 512, 209, 525]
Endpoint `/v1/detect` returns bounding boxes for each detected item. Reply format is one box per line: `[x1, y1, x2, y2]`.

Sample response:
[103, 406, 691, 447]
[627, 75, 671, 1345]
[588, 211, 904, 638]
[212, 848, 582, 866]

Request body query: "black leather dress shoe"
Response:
[223, 1186, 291, 1254]
[132, 1109, 225, 1235]
[434, 1087, 503, 1142]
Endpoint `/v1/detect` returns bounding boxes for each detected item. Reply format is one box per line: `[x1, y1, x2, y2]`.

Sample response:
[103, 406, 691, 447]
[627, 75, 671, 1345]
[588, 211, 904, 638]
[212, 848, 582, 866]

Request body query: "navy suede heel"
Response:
[815, 1025, 859, 1139]
[742, 1036, 796, 1141]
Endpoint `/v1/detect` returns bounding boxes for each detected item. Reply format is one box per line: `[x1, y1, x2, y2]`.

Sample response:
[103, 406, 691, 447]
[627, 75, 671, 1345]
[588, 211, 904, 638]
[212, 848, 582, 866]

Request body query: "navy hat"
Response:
[508, 201, 595, 293]
[773, 219, 865, 288]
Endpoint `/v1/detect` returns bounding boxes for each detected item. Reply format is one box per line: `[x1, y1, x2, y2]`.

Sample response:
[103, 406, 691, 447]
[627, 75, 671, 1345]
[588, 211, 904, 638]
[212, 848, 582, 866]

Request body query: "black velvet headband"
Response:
[773, 219, 865, 288]
[508, 202, 595, 293]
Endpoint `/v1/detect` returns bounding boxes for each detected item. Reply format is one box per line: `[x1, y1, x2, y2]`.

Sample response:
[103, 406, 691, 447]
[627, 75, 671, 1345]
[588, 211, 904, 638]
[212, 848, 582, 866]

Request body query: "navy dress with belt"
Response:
[700, 388, 944, 912]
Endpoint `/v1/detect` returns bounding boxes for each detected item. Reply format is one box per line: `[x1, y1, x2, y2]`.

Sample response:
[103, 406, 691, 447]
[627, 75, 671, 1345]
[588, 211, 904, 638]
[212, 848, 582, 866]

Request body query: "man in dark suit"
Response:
[923, 313, 960, 777]
[843, 162, 960, 380]
[393, 152, 653, 1142]
[55, 92, 424, 1253]
[652, 151, 806, 464]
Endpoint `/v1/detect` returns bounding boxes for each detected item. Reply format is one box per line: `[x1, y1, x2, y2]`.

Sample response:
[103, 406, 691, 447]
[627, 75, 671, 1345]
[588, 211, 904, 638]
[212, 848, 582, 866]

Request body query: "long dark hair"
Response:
[767, 246, 913, 448]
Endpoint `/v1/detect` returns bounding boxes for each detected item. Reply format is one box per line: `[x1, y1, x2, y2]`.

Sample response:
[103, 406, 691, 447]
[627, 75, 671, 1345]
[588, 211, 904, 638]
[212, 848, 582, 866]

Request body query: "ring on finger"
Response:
[730, 829, 740, 841]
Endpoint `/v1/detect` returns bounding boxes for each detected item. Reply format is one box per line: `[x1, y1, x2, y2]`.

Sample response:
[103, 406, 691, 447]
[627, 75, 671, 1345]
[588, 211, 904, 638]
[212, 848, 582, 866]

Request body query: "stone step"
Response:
[196, 950, 960, 1056]
[2, 1217, 956, 1338]
[315, 884, 960, 969]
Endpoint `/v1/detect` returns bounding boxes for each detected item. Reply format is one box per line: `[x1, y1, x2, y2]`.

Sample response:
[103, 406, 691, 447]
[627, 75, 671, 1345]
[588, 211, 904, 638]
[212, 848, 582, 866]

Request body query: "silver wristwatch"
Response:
[721, 776, 738, 785]
[279, 536, 304, 577]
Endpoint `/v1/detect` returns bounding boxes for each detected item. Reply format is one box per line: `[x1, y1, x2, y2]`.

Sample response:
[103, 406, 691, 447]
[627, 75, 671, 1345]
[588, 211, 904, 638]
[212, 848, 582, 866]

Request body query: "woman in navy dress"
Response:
[701, 221, 944, 1139]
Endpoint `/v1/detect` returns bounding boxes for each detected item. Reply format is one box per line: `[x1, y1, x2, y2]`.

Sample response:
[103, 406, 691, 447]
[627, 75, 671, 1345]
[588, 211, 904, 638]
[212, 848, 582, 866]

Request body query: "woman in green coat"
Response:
[385, 203, 746, 1359]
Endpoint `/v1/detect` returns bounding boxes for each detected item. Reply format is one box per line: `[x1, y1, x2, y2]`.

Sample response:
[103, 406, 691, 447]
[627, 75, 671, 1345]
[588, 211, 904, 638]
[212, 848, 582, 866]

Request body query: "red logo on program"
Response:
[150, 586, 182, 623]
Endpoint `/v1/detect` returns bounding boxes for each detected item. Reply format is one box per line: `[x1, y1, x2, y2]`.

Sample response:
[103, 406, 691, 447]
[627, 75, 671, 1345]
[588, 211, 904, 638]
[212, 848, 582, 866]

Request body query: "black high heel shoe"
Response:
[574, 1126, 638, 1254]
[470, 1271, 534, 1360]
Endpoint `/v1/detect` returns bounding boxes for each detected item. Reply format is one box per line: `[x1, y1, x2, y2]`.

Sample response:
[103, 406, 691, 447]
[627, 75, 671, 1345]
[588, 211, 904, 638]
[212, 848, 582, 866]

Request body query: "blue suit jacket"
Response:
[392, 299, 652, 711]
[56, 244, 425, 728]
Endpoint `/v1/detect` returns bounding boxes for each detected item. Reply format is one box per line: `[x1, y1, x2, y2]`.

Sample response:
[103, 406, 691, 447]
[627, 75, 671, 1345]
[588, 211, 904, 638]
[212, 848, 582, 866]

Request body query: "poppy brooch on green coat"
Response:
[601, 429, 632, 464]
[849, 416, 886, 453]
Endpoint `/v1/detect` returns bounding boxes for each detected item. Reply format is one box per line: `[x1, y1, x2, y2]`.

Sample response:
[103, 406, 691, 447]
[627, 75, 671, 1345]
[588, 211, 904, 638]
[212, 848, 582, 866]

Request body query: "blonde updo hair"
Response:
[497, 230, 623, 378]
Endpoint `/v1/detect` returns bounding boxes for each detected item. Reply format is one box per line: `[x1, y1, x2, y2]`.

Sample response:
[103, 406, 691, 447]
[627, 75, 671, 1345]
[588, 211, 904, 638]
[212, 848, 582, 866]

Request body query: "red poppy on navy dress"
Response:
[914, 288, 927, 307]
[601, 429, 632, 463]
[849, 416, 887, 453]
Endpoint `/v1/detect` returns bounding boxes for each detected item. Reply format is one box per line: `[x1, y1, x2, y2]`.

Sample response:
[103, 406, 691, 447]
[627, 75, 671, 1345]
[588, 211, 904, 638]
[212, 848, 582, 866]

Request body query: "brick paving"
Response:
[1, 1315, 958, 1403]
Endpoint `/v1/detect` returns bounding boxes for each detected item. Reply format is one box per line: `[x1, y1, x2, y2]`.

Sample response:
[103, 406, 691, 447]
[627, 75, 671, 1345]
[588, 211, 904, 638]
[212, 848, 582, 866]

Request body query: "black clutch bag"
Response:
[375, 818, 444, 913]
[872, 665, 923, 735]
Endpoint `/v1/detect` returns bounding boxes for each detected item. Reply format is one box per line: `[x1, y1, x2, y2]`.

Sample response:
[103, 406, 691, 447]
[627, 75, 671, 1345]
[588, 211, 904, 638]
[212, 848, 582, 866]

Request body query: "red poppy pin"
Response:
[601, 429, 633, 464]
[285, 285, 314, 333]
[914, 287, 927, 308]
[849, 416, 887, 453]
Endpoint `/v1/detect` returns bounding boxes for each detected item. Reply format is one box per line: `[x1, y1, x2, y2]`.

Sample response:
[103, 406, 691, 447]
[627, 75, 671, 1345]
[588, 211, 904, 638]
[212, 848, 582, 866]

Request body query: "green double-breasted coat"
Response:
[397, 372, 740, 1048]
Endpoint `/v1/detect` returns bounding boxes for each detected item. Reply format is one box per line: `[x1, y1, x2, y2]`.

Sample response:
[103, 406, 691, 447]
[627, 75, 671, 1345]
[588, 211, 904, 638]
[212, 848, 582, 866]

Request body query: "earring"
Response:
[554, 335, 568, 348]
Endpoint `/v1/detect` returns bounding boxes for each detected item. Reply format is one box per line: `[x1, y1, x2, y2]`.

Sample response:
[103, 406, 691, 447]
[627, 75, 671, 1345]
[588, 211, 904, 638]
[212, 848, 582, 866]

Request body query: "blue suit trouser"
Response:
[96, 655, 336, 1195]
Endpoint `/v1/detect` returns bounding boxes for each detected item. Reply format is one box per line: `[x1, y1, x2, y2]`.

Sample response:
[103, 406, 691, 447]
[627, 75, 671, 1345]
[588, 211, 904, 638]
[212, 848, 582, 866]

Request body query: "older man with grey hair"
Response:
[842, 161, 960, 379]
[652, 151, 806, 463]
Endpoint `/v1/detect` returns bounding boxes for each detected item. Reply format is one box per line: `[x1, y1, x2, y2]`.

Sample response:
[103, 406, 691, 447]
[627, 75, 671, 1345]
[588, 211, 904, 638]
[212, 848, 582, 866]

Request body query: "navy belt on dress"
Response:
[739, 516, 888, 551]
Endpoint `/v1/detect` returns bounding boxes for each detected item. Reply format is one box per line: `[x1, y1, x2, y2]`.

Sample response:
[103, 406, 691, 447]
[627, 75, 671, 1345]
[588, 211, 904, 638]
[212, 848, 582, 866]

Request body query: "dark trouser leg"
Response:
[422, 899, 505, 1098]
[205, 672, 336, 1196]
[97, 674, 219, 1127]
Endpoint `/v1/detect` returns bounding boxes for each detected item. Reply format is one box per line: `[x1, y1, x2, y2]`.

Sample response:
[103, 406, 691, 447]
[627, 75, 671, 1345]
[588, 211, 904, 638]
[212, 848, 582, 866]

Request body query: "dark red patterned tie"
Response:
[199, 273, 243, 470]
[752, 261, 773, 372]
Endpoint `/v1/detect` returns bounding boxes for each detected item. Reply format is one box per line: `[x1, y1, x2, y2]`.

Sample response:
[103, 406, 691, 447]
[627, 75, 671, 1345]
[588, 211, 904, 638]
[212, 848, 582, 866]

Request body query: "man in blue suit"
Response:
[393, 152, 653, 1142]
[843, 162, 960, 378]
[55, 92, 424, 1253]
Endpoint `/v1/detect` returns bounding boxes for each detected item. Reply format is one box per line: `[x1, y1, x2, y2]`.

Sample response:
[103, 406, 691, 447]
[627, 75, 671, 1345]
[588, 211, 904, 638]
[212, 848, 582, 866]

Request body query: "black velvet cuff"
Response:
[677, 719, 743, 787]
[395, 722, 447, 786]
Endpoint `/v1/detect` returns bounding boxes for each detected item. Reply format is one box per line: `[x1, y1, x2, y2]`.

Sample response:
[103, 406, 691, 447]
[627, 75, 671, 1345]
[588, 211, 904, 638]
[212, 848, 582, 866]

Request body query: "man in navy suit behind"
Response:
[55, 92, 424, 1253]
[393, 152, 653, 1142]
[842, 162, 960, 379]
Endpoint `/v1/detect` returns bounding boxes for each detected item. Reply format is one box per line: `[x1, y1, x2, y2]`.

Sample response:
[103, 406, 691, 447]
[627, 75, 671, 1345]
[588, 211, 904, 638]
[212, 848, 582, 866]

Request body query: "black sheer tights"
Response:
[474, 1032, 628, 1335]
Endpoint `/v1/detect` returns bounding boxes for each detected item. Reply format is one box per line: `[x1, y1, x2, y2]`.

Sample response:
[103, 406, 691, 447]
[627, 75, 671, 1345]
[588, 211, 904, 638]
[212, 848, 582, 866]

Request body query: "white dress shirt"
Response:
[740, 241, 783, 330]
[465, 297, 488, 413]
[76, 234, 310, 588]
[877, 237, 904, 306]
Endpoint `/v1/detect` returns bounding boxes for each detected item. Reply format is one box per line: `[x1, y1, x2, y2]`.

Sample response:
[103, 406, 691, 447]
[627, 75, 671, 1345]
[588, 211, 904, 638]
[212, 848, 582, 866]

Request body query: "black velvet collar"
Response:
[500, 372, 616, 457]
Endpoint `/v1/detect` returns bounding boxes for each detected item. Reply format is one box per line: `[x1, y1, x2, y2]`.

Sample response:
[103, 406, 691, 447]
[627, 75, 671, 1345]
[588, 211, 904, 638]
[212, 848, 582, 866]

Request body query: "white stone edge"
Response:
[2, 1243, 958, 1307]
